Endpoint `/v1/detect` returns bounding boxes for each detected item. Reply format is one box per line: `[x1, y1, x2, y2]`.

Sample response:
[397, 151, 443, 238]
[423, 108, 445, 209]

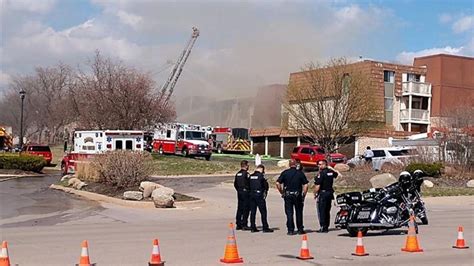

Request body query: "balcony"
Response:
[402, 81, 431, 96]
[400, 109, 430, 123]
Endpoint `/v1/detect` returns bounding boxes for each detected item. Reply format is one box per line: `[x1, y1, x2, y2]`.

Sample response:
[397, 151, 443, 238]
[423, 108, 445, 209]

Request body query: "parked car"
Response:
[348, 147, 417, 170]
[21, 144, 53, 165]
[290, 145, 347, 168]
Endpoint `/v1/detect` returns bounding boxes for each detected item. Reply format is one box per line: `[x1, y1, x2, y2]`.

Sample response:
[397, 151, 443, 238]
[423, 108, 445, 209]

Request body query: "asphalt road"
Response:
[1, 175, 473, 265]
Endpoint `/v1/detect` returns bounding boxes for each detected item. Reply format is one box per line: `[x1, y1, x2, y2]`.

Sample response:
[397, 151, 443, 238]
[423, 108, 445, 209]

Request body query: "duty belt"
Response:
[253, 190, 262, 193]
[285, 191, 300, 195]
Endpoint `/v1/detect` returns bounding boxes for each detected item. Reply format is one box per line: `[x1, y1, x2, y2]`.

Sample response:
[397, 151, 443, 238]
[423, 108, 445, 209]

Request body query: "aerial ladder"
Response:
[160, 27, 200, 101]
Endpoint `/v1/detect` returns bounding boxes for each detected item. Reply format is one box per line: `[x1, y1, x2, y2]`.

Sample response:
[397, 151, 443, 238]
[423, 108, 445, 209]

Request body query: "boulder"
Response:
[334, 163, 350, 172]
[277, 160, 290, 168]
[423, 180, 434, 188]
[60, 174, 74, 182]
[74, 181, 87, 190]
[140, 181, 162, 198]
[467, 180, 474, 188]
[67, 177, 81, 187]
[123, 191, 144, 201]
[152, 187, 175, 208]
[370, 173, 397, 188]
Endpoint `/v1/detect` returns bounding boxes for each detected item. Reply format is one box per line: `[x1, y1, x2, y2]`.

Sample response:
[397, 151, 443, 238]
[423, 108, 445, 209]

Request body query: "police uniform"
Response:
[314, 168, 338, 232]
[277, 167, 309, 234]
[249, 171, 272, 232]
[234, 169, 250, 229]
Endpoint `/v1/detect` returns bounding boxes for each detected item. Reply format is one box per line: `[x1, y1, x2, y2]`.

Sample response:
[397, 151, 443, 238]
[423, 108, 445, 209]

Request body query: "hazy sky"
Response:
[1, 0, 473, 99]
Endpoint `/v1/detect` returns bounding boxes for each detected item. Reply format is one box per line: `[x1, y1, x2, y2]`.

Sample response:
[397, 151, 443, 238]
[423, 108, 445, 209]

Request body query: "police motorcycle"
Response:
[335, 171, 427, 237]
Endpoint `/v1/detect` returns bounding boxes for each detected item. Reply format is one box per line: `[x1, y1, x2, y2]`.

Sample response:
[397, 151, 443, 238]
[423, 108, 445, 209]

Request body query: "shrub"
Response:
[75, 161, 100, 183]
[0, 155, 46, 172]
[91, 151, 153, 188]
[405, 162, 443, 177]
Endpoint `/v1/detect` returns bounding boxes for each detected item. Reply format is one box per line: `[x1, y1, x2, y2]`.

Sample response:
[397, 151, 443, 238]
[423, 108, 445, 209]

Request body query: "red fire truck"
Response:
[208, 127, 251, 154]
[61, 130, 144, 175]
[152, 123, 212, 160]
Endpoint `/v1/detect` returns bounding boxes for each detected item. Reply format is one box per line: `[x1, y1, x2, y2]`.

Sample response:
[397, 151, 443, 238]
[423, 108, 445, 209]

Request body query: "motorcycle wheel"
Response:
[347, 227, 368, 237]
[420, 216, 428, 225]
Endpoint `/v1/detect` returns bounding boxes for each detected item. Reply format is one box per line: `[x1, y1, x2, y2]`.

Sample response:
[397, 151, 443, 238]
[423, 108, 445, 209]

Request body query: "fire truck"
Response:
[152, 123, 212, 160]
[61, 130, 144, 175]
[208, 127, 251, 154]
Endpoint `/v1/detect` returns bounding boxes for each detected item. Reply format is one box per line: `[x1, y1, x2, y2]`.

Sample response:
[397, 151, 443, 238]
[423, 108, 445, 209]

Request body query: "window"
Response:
[388, 150, 410, 156]
[82, 145, 95, 151]
[178, 131, 184, 139]
[384, 71, 394, 83]
[384, 98, 393, 110]
[29, 146, 51, 152]
[115, 140, 123, 150]
[125, 140, 133, 150]
[372, 150, 386, 157]
[166, 130, 171, 138]
[292, 147, 300, 153]
[300, 148, 312, 154]
[407, 73, 421, 82]
[185, 131, 206, 140]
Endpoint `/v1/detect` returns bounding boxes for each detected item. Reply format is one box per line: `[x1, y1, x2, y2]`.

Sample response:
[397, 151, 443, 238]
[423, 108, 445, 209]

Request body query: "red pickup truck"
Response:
[290, 145, 347, 168]
[21, 144, 53, 165]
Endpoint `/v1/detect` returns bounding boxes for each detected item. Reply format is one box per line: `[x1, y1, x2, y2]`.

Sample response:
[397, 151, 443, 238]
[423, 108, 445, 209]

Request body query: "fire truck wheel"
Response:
[61, 162, 67, 175]
[182, 148, 189, 157]
[205, 155, 211, 161]
[158, 146, 164, 155]
[217, 145, 222, 154]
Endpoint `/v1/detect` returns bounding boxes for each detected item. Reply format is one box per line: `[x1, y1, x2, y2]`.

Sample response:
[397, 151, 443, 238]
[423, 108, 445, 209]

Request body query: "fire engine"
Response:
[208, 127, 251, 154]
[61, 130, 144, 175]
[152, 123, 212, 160]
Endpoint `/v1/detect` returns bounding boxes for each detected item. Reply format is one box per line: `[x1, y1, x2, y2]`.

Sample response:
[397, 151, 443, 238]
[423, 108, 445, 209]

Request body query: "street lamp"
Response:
[19, 89, 26, 149]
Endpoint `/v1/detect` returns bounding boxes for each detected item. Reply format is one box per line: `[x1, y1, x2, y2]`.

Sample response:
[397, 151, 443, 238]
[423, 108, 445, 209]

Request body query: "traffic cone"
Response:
[352, 231, 369, 256]
[76, 240, 95, 266]
[453, 226, 469, 249]
[0, 241, 10, 266]
[149, 239, 165, 266]
[296, 234, 314, 260]
[220, 223, 243, 263]
[401, 215, 423, 252]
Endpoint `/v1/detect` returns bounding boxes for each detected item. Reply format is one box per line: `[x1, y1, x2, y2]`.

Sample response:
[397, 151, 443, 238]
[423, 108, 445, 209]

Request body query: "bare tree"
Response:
[283, 58, 379, 154]
[71, 51, 175, 130]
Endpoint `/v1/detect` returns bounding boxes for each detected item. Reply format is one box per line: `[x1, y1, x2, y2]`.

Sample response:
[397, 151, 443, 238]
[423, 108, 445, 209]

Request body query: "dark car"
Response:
[290, 145, 347, 168]
[21, 144, 53, 165]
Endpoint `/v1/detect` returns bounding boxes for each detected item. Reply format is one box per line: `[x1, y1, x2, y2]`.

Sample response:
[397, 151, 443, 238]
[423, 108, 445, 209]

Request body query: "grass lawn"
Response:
[151, 154, 285, 176]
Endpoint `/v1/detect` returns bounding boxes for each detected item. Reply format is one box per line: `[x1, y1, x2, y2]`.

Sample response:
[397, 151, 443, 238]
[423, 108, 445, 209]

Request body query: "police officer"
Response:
[314, 159, 338, 233]
[249, 164, 274, 233]
[234, 160, 250, 230]
[276, 159, 309, 235]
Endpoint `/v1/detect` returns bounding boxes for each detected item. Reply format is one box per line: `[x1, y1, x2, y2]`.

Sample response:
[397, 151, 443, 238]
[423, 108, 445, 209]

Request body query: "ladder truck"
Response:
[160, 27, 200, 101]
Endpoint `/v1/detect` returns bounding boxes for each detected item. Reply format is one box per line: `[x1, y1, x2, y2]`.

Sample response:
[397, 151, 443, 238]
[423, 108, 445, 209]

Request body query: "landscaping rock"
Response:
[152, 187, 175, 208]
[423, 180, 434, 188]
[467, 180, 474, 188]
[68, 177, 81, 187]
[277, 160, 290, 168]
[370, 173, 397, 188]
[334, 163, 350, 172]
[61, 174, 74, 182]
[123, 191, 144, 201]
[140, 181, 162, 198]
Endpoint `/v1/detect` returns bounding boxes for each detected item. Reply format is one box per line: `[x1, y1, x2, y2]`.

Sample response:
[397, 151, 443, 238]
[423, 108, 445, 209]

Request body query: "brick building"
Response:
[413, 54, 474, 128]
[284, 59, 432, 133]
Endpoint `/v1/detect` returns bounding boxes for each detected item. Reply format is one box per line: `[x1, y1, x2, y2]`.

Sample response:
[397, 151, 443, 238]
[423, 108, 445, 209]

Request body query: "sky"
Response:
[1, 0, 473, 100]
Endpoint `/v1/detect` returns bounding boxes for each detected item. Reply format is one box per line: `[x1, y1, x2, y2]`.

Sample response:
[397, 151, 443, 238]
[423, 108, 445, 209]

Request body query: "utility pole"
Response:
[19, 89, 26, 149]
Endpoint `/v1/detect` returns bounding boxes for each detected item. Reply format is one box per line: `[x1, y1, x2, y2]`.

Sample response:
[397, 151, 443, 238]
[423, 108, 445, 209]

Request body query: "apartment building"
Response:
[284, 59, 432, 132]
[413, 54, 474, 128]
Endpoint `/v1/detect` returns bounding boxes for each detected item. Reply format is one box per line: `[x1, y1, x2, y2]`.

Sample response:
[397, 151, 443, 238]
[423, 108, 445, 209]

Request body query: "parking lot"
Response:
[1, 175, 473, 265]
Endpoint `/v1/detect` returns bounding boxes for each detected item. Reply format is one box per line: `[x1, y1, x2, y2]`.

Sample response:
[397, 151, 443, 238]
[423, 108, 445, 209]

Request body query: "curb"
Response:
[49, 184, 205, 209]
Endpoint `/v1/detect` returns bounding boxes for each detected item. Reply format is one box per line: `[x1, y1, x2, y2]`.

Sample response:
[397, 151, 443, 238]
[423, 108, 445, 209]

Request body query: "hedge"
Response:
[405, 162, 443, 177]
[0, 155, 46, 173]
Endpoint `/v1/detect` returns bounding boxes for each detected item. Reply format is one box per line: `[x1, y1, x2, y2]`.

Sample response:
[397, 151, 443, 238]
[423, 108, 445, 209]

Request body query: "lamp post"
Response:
[19, 89, 26, 149]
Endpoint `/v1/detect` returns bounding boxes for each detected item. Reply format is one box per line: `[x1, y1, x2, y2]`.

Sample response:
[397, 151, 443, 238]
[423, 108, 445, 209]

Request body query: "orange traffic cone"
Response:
[401, 215, 423, 252]
[149, 239, 165, 266]
[296, 234, 314, 260]
[220, 223, 243, 263]
[453, 226, 469, 249]
[352, 231, 369, 256]
[0, 241, 10, 266]
[76, 240, 95, 266]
